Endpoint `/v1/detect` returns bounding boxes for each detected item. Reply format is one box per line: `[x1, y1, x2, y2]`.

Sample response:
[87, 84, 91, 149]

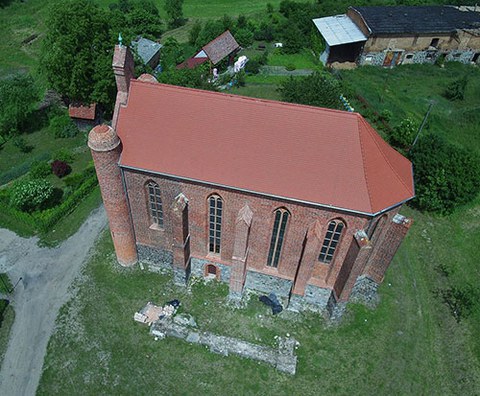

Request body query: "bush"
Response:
[12, 136, 33, 153]
[379, 109, 393, 123]
[49, 114, 79, 138]
[279, 72, 342, 109]
[285, 63, 296, 71]
[244, 59, 261, 74]
[51, 160, 71, 178]
[443, 76, 467, 101]
[53, 148, 75, 163]
[441, 284, 480, 322]
[409, 134, 480, 214]
[30, 161, 51, 179]
[390, 117, 417, 150]
[9, 179, 55, 212]
[235, 28, 254, 48]
[234, 70, 246, 87]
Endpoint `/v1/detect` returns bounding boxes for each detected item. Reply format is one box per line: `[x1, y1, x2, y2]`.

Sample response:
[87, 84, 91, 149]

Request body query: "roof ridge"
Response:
[356, 115, 374, 213]
[130, 80, 359, 118]
[359, 116, 414, 196]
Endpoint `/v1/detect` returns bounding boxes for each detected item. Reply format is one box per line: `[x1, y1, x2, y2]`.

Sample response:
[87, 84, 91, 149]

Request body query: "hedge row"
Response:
[0, 175, 98, 234]
[36, 175, 98, 233]
[0, 152, 52, 186]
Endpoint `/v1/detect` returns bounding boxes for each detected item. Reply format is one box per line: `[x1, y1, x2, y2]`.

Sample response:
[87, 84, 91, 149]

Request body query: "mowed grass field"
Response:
[37, 218, 480, 395]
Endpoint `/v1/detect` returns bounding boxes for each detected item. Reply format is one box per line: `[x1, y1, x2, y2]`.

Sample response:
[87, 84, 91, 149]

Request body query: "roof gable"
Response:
[202, 30, 240, 65]
[116, 81, 414, 215]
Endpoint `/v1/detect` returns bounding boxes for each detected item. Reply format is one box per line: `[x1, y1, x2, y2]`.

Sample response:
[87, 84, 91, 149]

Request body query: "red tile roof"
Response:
[176, 56, 208, 70]
[202, 30, 240, 65]
[116, 81, 414, 215]
[68, 103, 96, 120]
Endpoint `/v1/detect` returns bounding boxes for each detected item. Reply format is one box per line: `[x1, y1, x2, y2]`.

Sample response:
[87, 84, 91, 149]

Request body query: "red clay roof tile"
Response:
[68, 103, 96, 120]
[116, 81, 414, 215]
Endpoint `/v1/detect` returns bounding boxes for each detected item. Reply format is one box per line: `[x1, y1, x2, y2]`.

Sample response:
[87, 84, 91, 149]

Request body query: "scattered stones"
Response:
[173, 313, 197, 328]
[150, 315, 298, 375]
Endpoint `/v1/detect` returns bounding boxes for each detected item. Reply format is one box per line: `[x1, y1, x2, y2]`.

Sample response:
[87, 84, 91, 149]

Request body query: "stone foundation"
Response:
[244, 270, 293, 298]
[190, 258, 232, 283]
[288, 285, 332, 313]
[137, 244, 172, 272]
[349, 275, 380, 308]
[150, 315, 298, 374]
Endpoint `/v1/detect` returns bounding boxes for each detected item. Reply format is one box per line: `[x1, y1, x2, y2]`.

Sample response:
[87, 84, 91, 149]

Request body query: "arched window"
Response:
[208, 195, 223, 254]
[318, 220, 344, 264]
[147, 181, 163, 227]
[267, 209, 289, 268]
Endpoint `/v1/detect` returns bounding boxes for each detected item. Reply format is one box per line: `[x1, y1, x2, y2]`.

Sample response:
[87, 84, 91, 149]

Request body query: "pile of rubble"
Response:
[133, 299, 180, 325]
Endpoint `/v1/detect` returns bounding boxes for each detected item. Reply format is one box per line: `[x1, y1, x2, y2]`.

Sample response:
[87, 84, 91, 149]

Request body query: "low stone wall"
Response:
[150, 315, 297, 374]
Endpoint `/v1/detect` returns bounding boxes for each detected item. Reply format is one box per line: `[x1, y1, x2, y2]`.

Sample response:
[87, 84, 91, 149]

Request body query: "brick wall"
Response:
[122, 168, 373, 291]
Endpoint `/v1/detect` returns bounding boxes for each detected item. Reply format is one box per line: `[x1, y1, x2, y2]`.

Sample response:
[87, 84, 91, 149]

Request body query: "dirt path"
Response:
[0, 206, 107, 396]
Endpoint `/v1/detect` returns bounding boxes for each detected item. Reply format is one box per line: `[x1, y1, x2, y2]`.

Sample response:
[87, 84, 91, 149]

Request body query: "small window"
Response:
[430, 38, 439, 47]
[406, 54, 413, 59]
[147, 182, 163, 227]
[318, 220, 345, 264]
[208, 195, 223, 254]
[267, 209, 289, 268]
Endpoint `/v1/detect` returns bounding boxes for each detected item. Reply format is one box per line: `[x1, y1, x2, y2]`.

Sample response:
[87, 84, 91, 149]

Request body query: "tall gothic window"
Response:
[319, 220, 344, 263]
[147, 182, 163, 227]
[208, 195, 223, 254]
[267, 209, 289, 268]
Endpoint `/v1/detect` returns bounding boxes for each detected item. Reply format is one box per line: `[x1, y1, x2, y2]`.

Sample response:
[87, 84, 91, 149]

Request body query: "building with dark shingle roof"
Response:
[314, 5, 480, 66]
[177, 30, 240, 69]
[131, 37, 163, 69]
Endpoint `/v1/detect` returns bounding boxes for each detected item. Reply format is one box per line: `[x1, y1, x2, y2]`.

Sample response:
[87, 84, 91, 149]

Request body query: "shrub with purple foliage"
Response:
[51, 160, 71, 178]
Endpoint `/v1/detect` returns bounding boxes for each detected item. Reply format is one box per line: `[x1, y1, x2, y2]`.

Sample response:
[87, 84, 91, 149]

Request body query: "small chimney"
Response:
[112, 44, 135, 95]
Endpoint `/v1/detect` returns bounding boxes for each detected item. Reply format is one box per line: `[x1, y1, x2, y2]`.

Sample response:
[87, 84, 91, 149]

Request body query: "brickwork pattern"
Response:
[123, 169, 370, 293]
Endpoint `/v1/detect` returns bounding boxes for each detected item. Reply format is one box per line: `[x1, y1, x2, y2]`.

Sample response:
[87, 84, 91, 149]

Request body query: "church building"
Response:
[88, 45, 414, 317]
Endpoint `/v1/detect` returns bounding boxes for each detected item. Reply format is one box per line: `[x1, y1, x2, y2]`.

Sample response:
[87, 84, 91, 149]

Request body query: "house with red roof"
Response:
[177, 30, 240, 69]
[88, 45, 414, 318]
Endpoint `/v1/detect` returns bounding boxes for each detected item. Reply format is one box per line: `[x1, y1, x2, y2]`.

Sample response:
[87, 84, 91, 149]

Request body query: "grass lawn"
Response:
[0, 127, 89, 180]
[267, 49, 319, 70]
[97, 0, 301, 18]
[37, 221, 480, 394]
[341, 62, 480, 153]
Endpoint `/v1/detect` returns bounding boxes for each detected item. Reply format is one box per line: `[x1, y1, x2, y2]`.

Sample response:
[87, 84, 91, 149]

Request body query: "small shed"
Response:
[68, 103, 98, 129]
[131, 37, 163, 69]
[177, 30, 240, 69]
[313, 15, 367, 64]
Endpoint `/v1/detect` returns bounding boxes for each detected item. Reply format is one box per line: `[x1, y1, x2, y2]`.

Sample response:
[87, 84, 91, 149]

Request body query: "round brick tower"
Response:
[88, 124, 138, 266]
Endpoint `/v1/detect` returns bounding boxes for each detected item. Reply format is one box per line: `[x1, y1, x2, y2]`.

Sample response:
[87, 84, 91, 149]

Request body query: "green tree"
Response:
[279, 72, 342, 109]
[409, 134, 480, 214]
[156, 64, 215, 91]
[160, 37, 184, 71]
[40, 0, 114, 108]
[0, 74, 40, 144]
[188, 21, 202, 46]
[164, 0, 185, 28]
[195, 20, 224, 48]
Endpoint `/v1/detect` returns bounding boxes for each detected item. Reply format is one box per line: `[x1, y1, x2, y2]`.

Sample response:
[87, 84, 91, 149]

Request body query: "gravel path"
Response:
[0, 206, 107, 396]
